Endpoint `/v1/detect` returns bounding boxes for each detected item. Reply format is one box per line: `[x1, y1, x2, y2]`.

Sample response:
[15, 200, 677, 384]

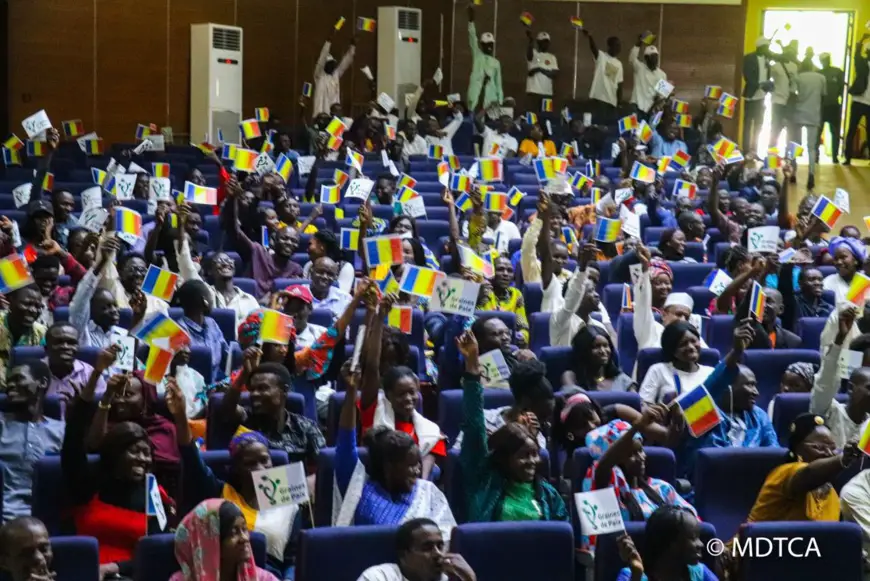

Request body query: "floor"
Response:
[788, 160, 870, 227]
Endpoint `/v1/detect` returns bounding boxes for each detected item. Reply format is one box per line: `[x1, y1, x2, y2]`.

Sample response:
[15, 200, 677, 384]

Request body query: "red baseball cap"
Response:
[284, 284, 313, 304]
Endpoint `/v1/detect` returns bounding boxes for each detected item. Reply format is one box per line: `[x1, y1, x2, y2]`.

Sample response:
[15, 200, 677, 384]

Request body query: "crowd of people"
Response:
[0, 10, 869, 581]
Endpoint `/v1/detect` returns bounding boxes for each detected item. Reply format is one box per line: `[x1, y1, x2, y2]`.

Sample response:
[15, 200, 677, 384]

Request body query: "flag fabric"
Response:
[561, 226, 578, 249]
[621, 283, 633, 312]
[333, 170, 349, 189]
[183, 181, 218, 205]
[657, 157, 673, 175]
[346, 149, 364, 172]
[570, 17, 584, 28]
[260, 309, 295, 344]
[385, 124, 397, 141]
[325, 118, 347, 138]
[261, 226, 270, 248]
[334, 16, 346, 30]
[671, 150, 691, 169]
[764, 154, 782, 170]
[2, 148, 21, 166]
[445, 155, 461, 171]
[811, 196, 843, 230]
[141, 265, 178, 302]
[357, 17, 377, 32]
[340, 228, 359, 251]
[135, 124, 152, 140]
[364, 235, 405, 266]
[674, 114, 692, 128]
[260, 137, 274, 155]
[275, 154, 293, 183]
[525, 112, 538, 126]
[428, 144, 444, 159]
[26, 141, 46, 157]
[637, 121, 654, 144]
[559, 143, 574, 158]
[320, 184, 341, 204]
[84, 138, 104, 155]
[387, 306, 413, 334]
[541, 98, 553, 112]
[42, 172, 54, 192]
[92, 168, 108, 186]
[192, 142, 216, 155]
[672, 100, 690, 114]
[719, 93, 738, 110]
[396, 186, 419, 203]
[459, 245, 494, 278]
[398, 265, 441, 297]
[629, 161, 656, 183]
[520, 11, 534, 26]
[749, 281, 765, 321]
[133, 312, 190, 352]
[846, 273, 870, 305]
[221, 143, 237, 161]
[455, 192, 473, 212]
[787, 141, 805, 159]
[716, 103, 735, 118]
[477, 157, 503, 182]
[255, 107, 270, 122]
[3, 134, 24, 151]
[704, 85, 724, 100]
[594, 218, 622, 242]
[449, 174, 472, 193]
[144, 346, 173, 384]
[152, 162, 170, 178]
[860, 422, 870, 457]
[508, 186, 525, 207]
[302, 82, 313, 98]
[0, 255, 33, 294]
[433, 100, 450, 107]
[533, 158, 556, 182]
[571, 173, 592, 191]
[585, 159, 600, 178]
[617, 114, 639, 134]
[713, 137, 736, 160]
[590, 187, 604, 204]
[61, 120, 84, 137]
[673, 179, 697, 199]
[676, 384, 722, 437]
[398, 174, 418, 189]
[239, 119, 261, 140]
[116, 208, 143, 238]
[233, 149, 259, 172]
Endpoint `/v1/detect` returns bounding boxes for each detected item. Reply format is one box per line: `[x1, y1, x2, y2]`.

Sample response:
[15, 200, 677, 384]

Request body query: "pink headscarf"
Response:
[649, 259, 673, 282]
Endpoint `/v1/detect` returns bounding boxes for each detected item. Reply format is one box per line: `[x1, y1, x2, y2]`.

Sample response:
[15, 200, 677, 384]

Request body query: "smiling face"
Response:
[52, 191, 75, 222]
[1, 520, 53, 581]
[731, 366, 759, 412]
[120, 256, 148, 292]
[386, 375, 419, 422]
[833, 246, 858, 280]
[478, 318, 511, 352]
[4, 365, 46, 416]
[91, 289, 120, 330]
[310, 257, 338, 295]
[9, 287, 42, 328]
[492, 257, 514, 291]
[674, 330, 701, 365]
[508, 437, 540, 482]
[46, 324, 78, 370]
[273, 226, 299, 258]
[208, 252, 236, 281]
[114, 435, 152, 483]
[112, 377, 145, 421]
[248, 372, 285, 417]
[221, 514, 253, 569]
[796, 425, 836, 463]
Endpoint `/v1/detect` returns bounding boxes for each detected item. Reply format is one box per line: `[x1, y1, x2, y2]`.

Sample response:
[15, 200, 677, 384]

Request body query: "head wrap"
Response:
[649, 259, 673, 282]
[237, 309, 297, 350]
[785, 362, 817, 388]
[828, 236, 867, 263]
[228, 430, 269, 458]
[560, 393, 592, 424]
[585, 419, 642, 461]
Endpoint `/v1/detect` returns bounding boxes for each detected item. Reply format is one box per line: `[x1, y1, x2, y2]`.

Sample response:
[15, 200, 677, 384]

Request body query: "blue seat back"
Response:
[134, 532, 267, 581]
[743, 349, 821, 410]
[436, 388, 515, 444]
[50, 536, 101, 581]
[206, 392, 306, 449]
[296, 525, 397, 581]
[796, 317, 826, 350]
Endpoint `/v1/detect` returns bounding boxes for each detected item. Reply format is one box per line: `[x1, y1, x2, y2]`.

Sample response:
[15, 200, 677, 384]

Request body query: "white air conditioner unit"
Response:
[377, 7, 422, 118]
[190, 23, 243, 145]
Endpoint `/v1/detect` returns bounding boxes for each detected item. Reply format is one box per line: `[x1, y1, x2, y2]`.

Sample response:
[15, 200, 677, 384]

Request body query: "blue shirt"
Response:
[178, 316, 227, 382]
[617, 564, 718, 581]
[650, 133, 688, 158]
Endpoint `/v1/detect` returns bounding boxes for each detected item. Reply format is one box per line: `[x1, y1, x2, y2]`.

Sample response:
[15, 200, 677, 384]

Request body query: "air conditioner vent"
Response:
[398, 10, 420, 31]
[213, 27, 241, 51]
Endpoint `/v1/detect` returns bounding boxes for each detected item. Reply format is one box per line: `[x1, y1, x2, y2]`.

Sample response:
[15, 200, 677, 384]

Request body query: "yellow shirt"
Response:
[746, 462, 840, 523]
[295, 220, 318, 235]
[519, 139, 557, 158]
[479, 287, 529, 346]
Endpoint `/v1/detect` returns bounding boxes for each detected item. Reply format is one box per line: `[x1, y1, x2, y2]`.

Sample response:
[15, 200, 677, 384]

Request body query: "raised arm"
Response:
[538, 195, 556, 289]
[69, 237, 117, 331]
[314, 40, 332, 80]
[143, 205, 169, 265]
[633, 244, 656, 351]
[788, 443, 860, 497]
[467, 7, 482, 58]
[335, 362, 362, 495]
[778, 164, 793, 230]
[222, 176, 254, 253]
[442, 189, 461, 244]
[359, 294, 389, 411]
[594, 408, 658, 490]
[336, 38, 357, 78]
[582, 29, 598, 59]
[218, 346, 259, 424]
[31, 128, 59, 201]
[717, 256, 765, 314]
[520, 217, 544, 284]
[704, 320, 752, 402]
[810, 306, 856, 416]
[457, 331, 488, 484]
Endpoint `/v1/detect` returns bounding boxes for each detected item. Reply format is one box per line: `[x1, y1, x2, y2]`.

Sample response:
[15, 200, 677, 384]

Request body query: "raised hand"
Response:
[733, 317, 755, 352]
[95, 344, 121, 373]
[455, 330, 479, 361]
[441, 188, 455, 207]
[164, 377, 187, 419]
[242, 346, 263, 374]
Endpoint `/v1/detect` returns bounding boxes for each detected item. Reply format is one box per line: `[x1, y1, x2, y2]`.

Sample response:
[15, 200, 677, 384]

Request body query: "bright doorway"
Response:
[755, 10, 853, 161]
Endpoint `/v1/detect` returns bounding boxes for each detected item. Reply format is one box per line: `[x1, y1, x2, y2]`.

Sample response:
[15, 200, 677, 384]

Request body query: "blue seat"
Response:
[796, 317, 826, 351]
[233, 277, 258, 298]
[206, 392, 306, 449]
[686, 285, 715, 315]
[33, 455, 99, 535]
[437, 388, 515, 444]
[643, 226, 668, 244]
[694, 447, 789, 540]
[272, 278, 309, 291]
[296, 525, 397, 581]
[212, 308, 237, 342]
[707, 314, 735, 355]
[635, 347, 721, 386]
[615, 313, 639, 375]
[744, 349, 821, 411]
[313, 447, 369, 527]
[474, 311, 516, 332]
[539, 346, 573, 387]
[740, 522, 863, 581]
[309, 308, 334, 329]
[522, 283, 543, 314]
[528, 311, 550, 354]
[571, 446, 676, 489]
[771, 393, 848, 446]
[51, 536, 100, 581]
[601, 283, 624, 325]
[415, 220, 450, 251]
[10, 346, 46, 363]
[134, 531, 268, 581]
[450, 522, 574, 581]
[669, 263, 715, 292]
[596, 521, 717, 581]
[684, 241, 706, 263]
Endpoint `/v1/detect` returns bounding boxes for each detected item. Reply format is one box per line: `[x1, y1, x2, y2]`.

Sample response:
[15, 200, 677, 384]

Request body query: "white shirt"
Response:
[302, 260, 356, 294]
[527, 50, 559, 96]
[425, 114, 463, 156]
[296, 322, 327, 349]
[771, 61, 798, 106]
[481, 126, 518, 157]
[810, 343, 869, 448]
[313, 41, 356, 116]
[310, 285, 352, 320]
[402, 135, 428, 160]
[589, 50, 624, 106]
[156, 365, 206, 419]
[460, 219, 521, 254]
[639, 362, 715, 404]
[629, 46, 667, 113]
[357, 564, 447, 581]
[822, 273, 850, 305]
[748, 55, 768, 101]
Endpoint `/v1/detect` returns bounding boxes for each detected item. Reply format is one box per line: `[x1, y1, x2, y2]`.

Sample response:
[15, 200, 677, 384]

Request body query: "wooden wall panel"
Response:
[95, 0, 168, 144]
[7, 0, 96, 134]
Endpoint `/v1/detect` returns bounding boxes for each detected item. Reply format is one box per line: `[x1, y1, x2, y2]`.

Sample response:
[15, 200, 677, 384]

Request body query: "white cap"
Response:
[644, 45, 659, 56]
[664, 292, 694, 310]
[756, 36, 770, 47]
[536, 31, 550, 41]
[480, 32, 495, 44]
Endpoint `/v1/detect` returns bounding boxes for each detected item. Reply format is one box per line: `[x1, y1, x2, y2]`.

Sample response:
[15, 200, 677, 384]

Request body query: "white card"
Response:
[81, 187, 103, 211]
[361, 66, 374, 81]
[834, 188, 850, 214]
[575, 488, 626, 536]
[654, 79, 674, 98]
[254, 152, 276, 176]
[146, 474, 167, 531]
[12, 183, 32, 208]
[351, 324, 366, 371]
[128, 161, 149, 174]
[747, 226, 779, 254]
[704, 269, 733, 296]
[132, 139, 154, 155]
[149, 177, 171, 201]
[106, 158, 125, 176]
[145, 135, 165, 152]
[146, 199, 158, 216]
[429, 278, 480, 317]
[21, 110, 52, 139]
[110, 333, 136, 371]
[620, 207, 641, 239]
[346, 178, 374, 200]
[76, 132, 99, 152]
[433, 67, 444, 86]
[10, 222, 21, 248]
[78, 208, 108, 233]
[296, 156, 316, 177]
[479, 349, 510, 388]
[381, 149, 390, 167]
[387, 159, 400, 177]
[399, 196, 427, 219]
[252, 462, 310, 509]
[629, 263, 644, 286]
[447, 93, 461, 103]
[611, 142, 621, 158]
[377, 93, 395, 114]
[115, 174, 137, 200]
[583, 113, 592, 126]
[615, 188, 634, 205]
[839, 350, 865, 380]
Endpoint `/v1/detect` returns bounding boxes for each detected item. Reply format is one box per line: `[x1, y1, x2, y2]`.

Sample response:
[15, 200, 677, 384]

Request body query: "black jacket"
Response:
[743, 51, 770, 98]
[849, 46, 869, 97]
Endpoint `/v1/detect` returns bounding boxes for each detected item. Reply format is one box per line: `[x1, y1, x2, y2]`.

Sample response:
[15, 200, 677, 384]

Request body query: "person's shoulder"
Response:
[357, 563, 402, 580]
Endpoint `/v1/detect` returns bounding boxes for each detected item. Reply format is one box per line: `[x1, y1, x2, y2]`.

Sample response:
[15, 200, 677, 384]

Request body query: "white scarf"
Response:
[372, 391, 444, 457]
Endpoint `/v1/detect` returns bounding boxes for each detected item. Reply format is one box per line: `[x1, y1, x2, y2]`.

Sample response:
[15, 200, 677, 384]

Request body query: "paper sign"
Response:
[479, 349, 510, 388]
[583, 113, 592, 126]
[21, 110, 52, 139]
[433, 67, 444, 86]
[834, 188, 850, 214]
[132, 139, 154, 155]
[78, 208, 108, 233]
[146, 474, 167, 531]
[346, 178, 374, 200]
[839, 350, 865, 380]
[10, 222, 21, 249]
[361, 66, 374, 81]
[145, 134, 165, 151]
[629, 263, 644, 286]
[115, 174, 137, 200]
[377, 93, 395, 113]
[76, 132, 99, 153]
[12, 183, 31, 208]
[252, 462, 310, 509]
[654, 79, 674, 99]
[429, 278, 480, 317]
[254, 152, 275, 176]
[296, 156, 315, 177]
[614, 188, 633, 205]
[81, 187, 103, 211]
[620, 206, 640, 239]
[574, 488, 625, 536]
[704, 269, 733, 296]
[447, 93, 461, 103]
[399, 196, 427, 219]
[110, 332, 136, 371]
[149, 177, 171, 201]
[747, 226, 779, 254]
[381, 150, 390, 167]
[128, 161, 148, 174]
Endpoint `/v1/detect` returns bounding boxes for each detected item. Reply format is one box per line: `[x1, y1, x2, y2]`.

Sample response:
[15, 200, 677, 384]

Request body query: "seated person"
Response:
[174, 279, 229, 382]
[357, 518, 477, 581]
[307, 256, 352, 322]
[0, 517, 56, 581]
[166, 379, 304, 579]
[172, 499, 279, 581]
[768, 361, 816, 417]
[518, 123, 557, 158]
[549, 244, 610, 347]
[44, 322, 107, 409]
[302, 230, 355, 293]
[333, 364, 455, 537]
[0, 284, 48, 388]
[615, 506, 717, 581]
[359, 295, 446, 480]
[100, 250, 168, 316]
[639, 321, 714, 405]
[734, 286, 800, 349]
[564, 326, 635, 392]
[456, 331, 568, 523]
[477, 257, 530, 347]
[777, 262, 833, 332]
[0, 361, 64, 521]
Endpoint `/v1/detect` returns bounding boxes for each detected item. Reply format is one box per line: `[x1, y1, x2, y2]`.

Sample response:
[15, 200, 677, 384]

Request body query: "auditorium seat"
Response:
[771, 393, 848, 446]
[743, 350, 821, 410]
[134, 531, 267, 581]
[796, 317, 826, 350]
[206, 392, 306, 449]
[51, 536, 100, 581]
[437, 388, 515, 444]
[296, 525, 396, 581]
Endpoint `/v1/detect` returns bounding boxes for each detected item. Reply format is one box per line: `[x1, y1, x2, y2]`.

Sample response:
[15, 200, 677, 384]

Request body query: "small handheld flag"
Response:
[570, 17, 584, 28]
[449, 174, 472, 193]
[364, 235, 405, 266]
[325, 117, 347, 138]
[132, 312, 190, 352]
[221, 143, 237, 161]
[260, 309, 295, 345]
[846, 273, 870, 305]
[657, 157, 673, 176]
[320, 184, 341, 204]
[672, 100, 690, 114]
[674, 114, 692, 128]
[387, 306, 413, 334]
[445, 155, 461, 171]
[621, 283, 633, 312]
[26, 141, 46, 157]
[428, 144, 444, 159]
[135, 124, 153, 140]
[749, 281, 765, 321]
[571, 173, 591, 191]
[676, 384, 721, 437]
[810, 196, 843, 230]
[275, 154, 293, 184]
[152, 162, 170, 178]
[302, 82, 313, 98]
[144, 346, 173, 384]
[541, 98, 554, 112]
[61, 120, 84, 137]
[704, 86, 723, 100]
[458, 245, 494, 278]
[629, 161, 656, 184]
[3, 147, 22, 166]
[141, 265, 179, 303]
[346, 149, 364, 172]
[334, 16, 346, 30]
[233, 149, 259, 172]
[637, 121, 654, 144]
[116, 207, 143, 239]
[183, 181, 218, 205]
[594, 218, 622, 242]
[398, 174, 418, 189]
[255, 107, 270, 122]
[525, 112, 538, 126]
[673, 179, 697, 199]
[786, 141, 805, 159]
[520, 11, 534, 26]
[398, 265, 442, 298]
[455, 192, 473, 212]
[671, 150, 691, 169]
[239, 119, 262, 140]
[477, 157, 503, 182]
[617, 114, 639, 135]
[507, 186, 525, 207]
[340, 228, 360, 251]
[0, 255, 33, 294]
[357, 17, 377, 32]
[84, 138, 104, 155]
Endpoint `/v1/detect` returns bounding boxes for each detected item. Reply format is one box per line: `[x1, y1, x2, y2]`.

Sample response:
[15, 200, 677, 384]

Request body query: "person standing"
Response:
[525, 30, 559, 112]
[467, 4, 504, 114]
[819, 53, 845, 163]
[770, 45, 798, 148]
[629, 33, 667, 117]
[742, 37, 771, 153]
[313, 25, 356, 116]
[844, 33, 870, 166]
[791, 60, 826, 190]
[583, 29, 623, 124]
